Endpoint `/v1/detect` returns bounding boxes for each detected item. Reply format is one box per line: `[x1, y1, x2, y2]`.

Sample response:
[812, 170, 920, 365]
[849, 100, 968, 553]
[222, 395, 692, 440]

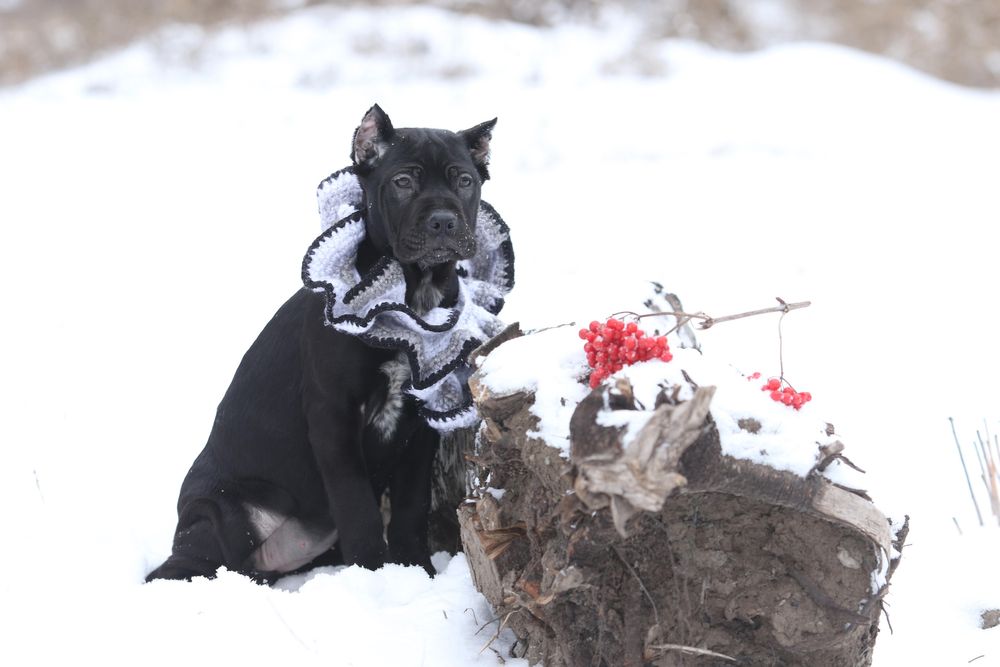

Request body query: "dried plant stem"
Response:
[611, 299, 811, 331]
[951, 417, 984, 527]
[973, 436, 989, 493]
[479, 610, 517, 655]
[978, 429, 1000, 526]
[646, 644, 739, 663]
[778, 301, 788, 382]
[612, 546, 661, 631]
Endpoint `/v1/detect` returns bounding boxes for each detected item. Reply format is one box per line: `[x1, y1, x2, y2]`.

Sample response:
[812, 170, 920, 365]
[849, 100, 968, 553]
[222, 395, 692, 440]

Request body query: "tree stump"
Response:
[459, 331, 905, 667]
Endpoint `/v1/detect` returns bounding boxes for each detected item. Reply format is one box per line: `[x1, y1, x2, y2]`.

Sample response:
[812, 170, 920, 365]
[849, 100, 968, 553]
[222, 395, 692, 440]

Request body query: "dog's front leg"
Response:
[301, 294, 389, 570]
[304, 395, 388, 570]
[387, 422, 439, 575]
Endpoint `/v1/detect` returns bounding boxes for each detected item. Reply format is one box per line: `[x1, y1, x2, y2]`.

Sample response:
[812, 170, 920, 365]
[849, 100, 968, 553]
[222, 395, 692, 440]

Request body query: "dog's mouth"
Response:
[397, 230, 477, 267]
[419, 247, 462, 266]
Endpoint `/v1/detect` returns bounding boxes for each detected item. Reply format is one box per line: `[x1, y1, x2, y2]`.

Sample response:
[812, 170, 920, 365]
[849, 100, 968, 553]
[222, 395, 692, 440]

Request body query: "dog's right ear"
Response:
[352, 104, 395, 170]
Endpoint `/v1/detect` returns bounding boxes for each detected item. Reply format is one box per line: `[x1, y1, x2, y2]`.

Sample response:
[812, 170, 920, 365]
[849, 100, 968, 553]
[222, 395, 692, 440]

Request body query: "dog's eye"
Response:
[458, 174, 474, 188]
[393, 175, 413, 188]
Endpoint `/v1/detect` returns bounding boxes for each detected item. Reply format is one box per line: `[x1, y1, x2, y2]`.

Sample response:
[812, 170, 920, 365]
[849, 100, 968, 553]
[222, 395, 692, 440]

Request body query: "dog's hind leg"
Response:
[145, 497, 256, 582]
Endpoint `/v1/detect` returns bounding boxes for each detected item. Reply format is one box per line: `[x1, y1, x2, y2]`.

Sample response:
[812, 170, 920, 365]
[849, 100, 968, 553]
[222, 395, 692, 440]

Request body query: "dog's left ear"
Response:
[458, 118, 497, 182]
[352, 104, 395, 170]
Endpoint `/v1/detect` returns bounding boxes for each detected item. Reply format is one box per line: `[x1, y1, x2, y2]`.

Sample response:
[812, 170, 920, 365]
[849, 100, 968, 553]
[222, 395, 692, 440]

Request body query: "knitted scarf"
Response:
[301, 167, 515, 432]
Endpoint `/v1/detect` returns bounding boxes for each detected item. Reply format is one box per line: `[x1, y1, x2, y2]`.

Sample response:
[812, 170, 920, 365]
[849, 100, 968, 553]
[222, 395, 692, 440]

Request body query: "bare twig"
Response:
[978, 429, 1000, 525]
[474, 616, 499, 635]
[646, 644, 739, 663]
[609, 298, 810, 331]
[993, 432, 1000, 480]
[973, 436, 989, 494]
[479, 610, 518, 655]
[953, 516, 963, 536]
[612, 546, 661, 631]
[699, 298, 810, 329]
[881, 600, 894, 634]
[778, 299, 788, 382]
[950, 417, 984, 527]
[33, 469, 45, 503]
[528, 322, 575, 335]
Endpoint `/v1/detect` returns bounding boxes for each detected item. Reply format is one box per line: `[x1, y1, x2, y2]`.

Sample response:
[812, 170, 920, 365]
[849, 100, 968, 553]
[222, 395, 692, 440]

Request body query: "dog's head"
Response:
[350, 104, 495, 268]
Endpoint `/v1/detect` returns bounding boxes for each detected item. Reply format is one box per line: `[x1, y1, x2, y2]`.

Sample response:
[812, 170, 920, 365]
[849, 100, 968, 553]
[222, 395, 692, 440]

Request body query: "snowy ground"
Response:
[3, 4, 1000, 665]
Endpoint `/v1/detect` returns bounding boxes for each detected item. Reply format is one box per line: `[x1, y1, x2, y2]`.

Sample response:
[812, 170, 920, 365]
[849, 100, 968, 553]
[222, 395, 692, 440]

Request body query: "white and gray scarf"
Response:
[301, 167, 515, 432]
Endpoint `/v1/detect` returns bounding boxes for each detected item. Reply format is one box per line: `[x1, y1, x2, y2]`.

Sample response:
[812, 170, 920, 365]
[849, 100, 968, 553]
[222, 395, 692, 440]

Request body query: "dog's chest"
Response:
[364, 277, 444, 440]
[367, 355, 410, 441]
[409, 272, 444, 316]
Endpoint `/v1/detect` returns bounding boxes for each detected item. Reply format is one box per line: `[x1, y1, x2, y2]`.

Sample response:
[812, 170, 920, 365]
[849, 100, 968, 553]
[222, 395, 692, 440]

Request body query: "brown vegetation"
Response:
[1, 0, 998, 88]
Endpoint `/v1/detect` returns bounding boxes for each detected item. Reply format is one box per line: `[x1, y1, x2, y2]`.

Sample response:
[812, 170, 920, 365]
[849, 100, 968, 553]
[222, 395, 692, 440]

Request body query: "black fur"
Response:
[146, 106, 495, 583]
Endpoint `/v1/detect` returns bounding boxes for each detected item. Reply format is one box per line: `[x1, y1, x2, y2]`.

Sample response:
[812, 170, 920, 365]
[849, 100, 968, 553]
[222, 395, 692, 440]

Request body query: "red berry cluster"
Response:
[760, 377, 812, 410]
[579, 318, 672, 388]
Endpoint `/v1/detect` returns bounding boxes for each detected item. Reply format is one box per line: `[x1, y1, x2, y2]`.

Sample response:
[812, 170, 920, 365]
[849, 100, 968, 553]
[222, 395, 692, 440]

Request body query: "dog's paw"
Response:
[389, 549, 435, 577]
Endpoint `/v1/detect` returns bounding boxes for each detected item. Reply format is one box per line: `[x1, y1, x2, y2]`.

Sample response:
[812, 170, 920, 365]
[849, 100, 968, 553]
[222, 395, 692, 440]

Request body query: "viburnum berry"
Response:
[583, 317, 672, 387]
[756, 374, 813, 411]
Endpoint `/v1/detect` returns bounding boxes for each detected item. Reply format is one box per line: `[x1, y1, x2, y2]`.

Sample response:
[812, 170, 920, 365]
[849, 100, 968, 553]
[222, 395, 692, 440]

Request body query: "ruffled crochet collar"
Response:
[301, 167, 514, 431]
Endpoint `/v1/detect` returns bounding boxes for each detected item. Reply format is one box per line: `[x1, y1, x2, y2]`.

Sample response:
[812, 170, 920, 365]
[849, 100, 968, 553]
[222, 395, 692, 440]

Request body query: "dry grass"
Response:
[0, 0, 280, 86]
[1, 0, 998, 87]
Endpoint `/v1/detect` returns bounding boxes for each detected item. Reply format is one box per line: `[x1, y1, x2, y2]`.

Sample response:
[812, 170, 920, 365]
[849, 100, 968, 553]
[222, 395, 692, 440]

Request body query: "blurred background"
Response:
[3, 0, 999, 88]
[2, 2, 1000, 665]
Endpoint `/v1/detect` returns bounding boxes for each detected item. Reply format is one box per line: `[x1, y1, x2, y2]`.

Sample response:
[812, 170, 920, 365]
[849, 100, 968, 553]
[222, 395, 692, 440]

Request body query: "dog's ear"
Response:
[352, 104, 395, 170]
[458, 118, 497, 182]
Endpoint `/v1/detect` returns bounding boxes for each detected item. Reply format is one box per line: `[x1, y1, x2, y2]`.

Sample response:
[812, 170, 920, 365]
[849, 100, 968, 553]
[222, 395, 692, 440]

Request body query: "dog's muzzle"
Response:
[403, 209, 476, 265]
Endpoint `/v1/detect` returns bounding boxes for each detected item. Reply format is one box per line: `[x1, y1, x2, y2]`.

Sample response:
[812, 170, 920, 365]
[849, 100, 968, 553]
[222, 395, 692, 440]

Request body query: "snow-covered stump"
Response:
[460, 328, 905, 666]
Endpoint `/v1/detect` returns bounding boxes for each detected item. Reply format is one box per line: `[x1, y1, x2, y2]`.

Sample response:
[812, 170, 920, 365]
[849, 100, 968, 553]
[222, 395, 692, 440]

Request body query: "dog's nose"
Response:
[424, 211, 458, 236]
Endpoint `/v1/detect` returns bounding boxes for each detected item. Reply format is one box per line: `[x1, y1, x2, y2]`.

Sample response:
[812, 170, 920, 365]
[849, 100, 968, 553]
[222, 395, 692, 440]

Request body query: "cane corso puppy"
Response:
[146, 105, 497, 582]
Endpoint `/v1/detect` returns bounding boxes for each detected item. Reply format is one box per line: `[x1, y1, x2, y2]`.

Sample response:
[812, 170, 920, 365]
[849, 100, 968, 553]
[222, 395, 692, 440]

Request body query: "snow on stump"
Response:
[460, 325, 905, 666]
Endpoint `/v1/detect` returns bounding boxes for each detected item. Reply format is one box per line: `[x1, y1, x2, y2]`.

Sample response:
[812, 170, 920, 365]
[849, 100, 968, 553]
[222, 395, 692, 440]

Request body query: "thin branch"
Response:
[479, 610, 518, 654]
[951, 417, 984, 527]
[33, 469, 45, 503]
[993, 432, 1000, 479]
[699, 298, 810, 329]
[610, 299, 811, 331]
[474, 616, 499, 636]
[973, 436, 989, 494]
[978, 429, 1000, 525]
[528, 322, 576, 335]
[881, 600, 894, 634]
[646, 644, 739, 663]
[778, 299, 788, 382]
[612, 546, 661, 631]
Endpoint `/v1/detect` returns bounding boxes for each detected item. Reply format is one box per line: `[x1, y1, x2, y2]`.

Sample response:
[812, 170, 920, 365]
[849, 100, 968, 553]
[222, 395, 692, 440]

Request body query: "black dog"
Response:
[147, 105, 500, 582]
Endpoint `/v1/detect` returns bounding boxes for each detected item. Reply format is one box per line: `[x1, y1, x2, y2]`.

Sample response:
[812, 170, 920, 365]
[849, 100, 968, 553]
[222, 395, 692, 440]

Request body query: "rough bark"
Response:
[460, 335, 904, 666]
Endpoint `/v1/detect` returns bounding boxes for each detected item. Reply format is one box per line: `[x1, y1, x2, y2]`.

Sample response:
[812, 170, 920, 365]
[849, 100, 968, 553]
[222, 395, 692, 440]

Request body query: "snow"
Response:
[477, 324, 849, 480]
[475, 325, 590, 449]
[3, 3, 1000, 665]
